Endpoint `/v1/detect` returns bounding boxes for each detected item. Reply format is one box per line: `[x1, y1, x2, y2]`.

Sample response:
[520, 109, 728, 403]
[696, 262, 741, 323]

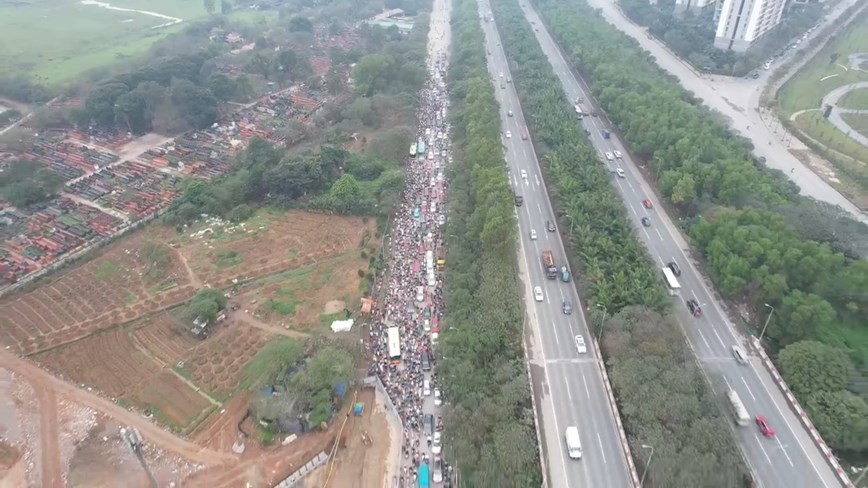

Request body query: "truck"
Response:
[542, 251, 557, 279]
[436, 248, 446, 271]
[560, 266, 571, 283]
[574, 102, 588, 119]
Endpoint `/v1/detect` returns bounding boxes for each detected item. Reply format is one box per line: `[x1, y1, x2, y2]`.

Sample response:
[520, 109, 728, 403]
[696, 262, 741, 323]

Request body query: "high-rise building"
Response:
[713, 0, 788, 51]
[674, 0, 717, 11]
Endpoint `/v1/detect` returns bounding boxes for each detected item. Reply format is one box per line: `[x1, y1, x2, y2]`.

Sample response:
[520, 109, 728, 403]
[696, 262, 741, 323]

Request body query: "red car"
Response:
[642, 199, 653, 209]
[756, 415, 775, 437]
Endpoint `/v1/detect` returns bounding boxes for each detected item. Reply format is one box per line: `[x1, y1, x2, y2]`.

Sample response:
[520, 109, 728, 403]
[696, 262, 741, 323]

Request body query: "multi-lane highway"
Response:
[477, 2, 633, 487]
[513, 1, 845, 487]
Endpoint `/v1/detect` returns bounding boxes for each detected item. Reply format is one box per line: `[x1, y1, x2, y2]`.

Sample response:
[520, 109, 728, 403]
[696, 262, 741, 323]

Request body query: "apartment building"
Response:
[713, 0, 788, 51]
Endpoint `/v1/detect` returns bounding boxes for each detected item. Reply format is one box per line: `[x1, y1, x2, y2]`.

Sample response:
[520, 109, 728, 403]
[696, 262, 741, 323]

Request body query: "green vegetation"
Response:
[95, 260, 124, 281]
[493, 0, 748, 484]
[777, 13, 868, 193]
[621, 0, 824, 75]
[215, 249, 243, 268]
[140, 241, 173, 280]
[289, 346, 354, 427]
[183, 287, 227, 323]
[838, 87, 868, 110]
[436, 1, 541, 485]
[0, 160, 65, 208]
[268, 288, 297, 316]
[241, 337, 302, 389]
[532, 0, 868, 462]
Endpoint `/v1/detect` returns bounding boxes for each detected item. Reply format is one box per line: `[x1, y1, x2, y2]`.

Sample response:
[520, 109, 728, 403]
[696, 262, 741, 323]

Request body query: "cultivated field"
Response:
[1, 210, 374, 443]
[0, 233, 196, 355]
[0, 0, 276, 83]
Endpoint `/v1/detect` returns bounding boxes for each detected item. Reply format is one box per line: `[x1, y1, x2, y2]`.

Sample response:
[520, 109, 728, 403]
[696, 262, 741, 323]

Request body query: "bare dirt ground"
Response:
[303, 388, 391, 488]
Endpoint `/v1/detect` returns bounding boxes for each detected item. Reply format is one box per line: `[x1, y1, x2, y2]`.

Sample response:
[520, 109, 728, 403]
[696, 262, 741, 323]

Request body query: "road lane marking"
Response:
[776, 437, 795, 467]
[597, 432, 608, 464]
[696, 328, 712, 350]
[756, 435, 773, 464]
[711, 326, 727, 350]
[741, 376, 757, 402]
[582, 373, 591, 400]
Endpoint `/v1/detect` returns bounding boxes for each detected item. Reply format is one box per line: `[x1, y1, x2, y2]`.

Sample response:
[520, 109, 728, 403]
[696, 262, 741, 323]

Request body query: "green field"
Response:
[777, 13, 868, 196]
[1, 0, 273, 84]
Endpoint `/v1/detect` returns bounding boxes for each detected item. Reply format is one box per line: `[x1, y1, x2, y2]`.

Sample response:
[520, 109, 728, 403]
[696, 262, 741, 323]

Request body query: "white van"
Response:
[423, 380, 431, 396]
[416, 286, 425, 303]
[565, 426, 582, 459]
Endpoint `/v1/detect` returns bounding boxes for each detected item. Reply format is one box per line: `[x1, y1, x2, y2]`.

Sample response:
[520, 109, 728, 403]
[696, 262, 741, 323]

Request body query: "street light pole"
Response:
[758, 303, 775, 342]
[640, 444, 654, 488]
[595, 303, 607, 341]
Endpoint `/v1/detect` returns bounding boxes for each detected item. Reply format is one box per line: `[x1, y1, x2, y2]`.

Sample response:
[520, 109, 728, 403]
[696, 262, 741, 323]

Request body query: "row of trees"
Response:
[534, 0, 868, 457]
[620, 0, 824, 76]
[165, 137, 405, 224]
[436, 0, 541, 485]
[491, 0, 749, 484]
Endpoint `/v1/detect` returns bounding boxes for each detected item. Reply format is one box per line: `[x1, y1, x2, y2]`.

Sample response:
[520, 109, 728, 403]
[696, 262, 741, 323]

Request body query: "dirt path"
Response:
[172, 246, 202, 289]
[233, 309, 311, 340]
[35, 383, 63, 487]
[0, 350, 236, 466]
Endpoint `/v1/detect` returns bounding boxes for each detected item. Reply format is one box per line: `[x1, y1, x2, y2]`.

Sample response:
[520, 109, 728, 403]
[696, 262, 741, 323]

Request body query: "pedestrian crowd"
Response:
[364, 50, 454, 487]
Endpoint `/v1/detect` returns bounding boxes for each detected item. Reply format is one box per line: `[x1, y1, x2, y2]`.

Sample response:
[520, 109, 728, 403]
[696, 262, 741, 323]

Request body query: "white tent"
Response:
[330, 319, 354, 333]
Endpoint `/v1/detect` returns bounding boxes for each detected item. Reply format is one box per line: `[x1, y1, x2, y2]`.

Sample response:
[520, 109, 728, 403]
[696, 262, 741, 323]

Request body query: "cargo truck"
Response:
[542, 251, 557, 279]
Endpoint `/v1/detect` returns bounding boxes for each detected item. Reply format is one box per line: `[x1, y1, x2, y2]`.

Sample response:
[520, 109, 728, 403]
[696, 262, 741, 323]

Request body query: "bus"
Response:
[727, 389, 750, 426]
[418, 461, 430, 488]
[410, 143, 418, 157]
[387, 326, 401, 363]
[661, 267, 681, 295]
[417, 139, 426, 155]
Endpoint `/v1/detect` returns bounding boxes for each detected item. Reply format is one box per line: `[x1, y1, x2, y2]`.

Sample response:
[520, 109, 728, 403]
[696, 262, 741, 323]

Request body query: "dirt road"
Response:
[34, 383, 63, 487]
[0, 350, 237, 467]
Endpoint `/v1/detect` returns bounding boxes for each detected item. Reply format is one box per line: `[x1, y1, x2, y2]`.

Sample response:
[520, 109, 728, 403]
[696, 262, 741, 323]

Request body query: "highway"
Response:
[515, 1, 846, 487]
[477, 1, 633, 487]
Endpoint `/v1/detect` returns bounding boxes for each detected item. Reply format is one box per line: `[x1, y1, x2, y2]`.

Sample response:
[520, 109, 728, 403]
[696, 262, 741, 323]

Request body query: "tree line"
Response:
[534, 0, 868, 459]
[435, 0, 541, 485]
[491, 0, 749, 484]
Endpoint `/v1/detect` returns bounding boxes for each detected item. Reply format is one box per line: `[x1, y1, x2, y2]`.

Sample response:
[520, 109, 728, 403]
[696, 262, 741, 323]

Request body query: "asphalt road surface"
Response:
[517, 2, 846, 487]
[478, 2, 634, 487]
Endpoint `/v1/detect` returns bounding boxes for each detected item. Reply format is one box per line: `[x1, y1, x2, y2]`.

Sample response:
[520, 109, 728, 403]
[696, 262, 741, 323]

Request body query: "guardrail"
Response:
[750, 337, 854, 488]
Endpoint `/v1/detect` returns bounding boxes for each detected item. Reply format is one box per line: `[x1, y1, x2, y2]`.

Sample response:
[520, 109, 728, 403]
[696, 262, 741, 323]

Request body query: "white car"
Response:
[534, 286, 544, 302]
[434, 389, 442, 406]
[506, 130, 512, 139]
[614, 150, 623, 159]
[499, 72, 504, 78]
[423, 380, 431, 396]
[416, 286, 425, 302]
[520, 169, 527, 179]
[438, 214, 446, 225]
[575, 335, 587, 354]
[615, 168, 626, 179]
[432, 431, 442, 454]
[530, 229, 537, 240]
[605, 151, 614, 161]
[508, 110, 514, 117]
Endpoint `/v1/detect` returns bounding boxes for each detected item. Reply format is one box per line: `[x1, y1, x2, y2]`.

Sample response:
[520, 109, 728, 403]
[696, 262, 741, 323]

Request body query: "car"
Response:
[642, 199, 653, 209]
[732, 345, 747, 365]
[520, 169, 527, 179]
[591, 111, 598, 117]
[438, 214, 446, 225]
[641, 217, 651, 227]
[546, 220, 556, 232]
[499, 72, 504, 78]
[756, 416, 775, 437]
[686, 299, 702, 317]
[575, 335, 587, 354]
[434, 388, 442, 406]
[515, 194, 523, 206]
[508, 110, 514, 117]
[667, 262, 681, 276]
[507, 78, 512, 83]
[615, 168, 626, 179]
[605, 151, 614, 161]
[533, 286, 544, 302]
[506, 130, 512, 139]
[501, 83, 506, 89]
[521, 131, 528, 140]
[752, 72, 760, 79]
[432, 431, 442, 454]
[416, 286, 425, 302]
[433, 457, 444, 483]
[423, 380, 431, 396]
[530, 229, 537, 240]
[563, 300, 573, 315]
[614, 150, 623, 159]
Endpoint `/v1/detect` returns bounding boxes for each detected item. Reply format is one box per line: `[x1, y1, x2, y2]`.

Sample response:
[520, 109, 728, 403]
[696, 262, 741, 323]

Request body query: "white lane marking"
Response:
[696, 328, 712, 350]
[655, 228, 663, 240]
[711, 326, 727, 350]
[582, 373, 591, 400]
[597, 432, 609, 464]
[741, 376, 757, 402]
[565, 375, 574, 403]
[757, 435, 773, 464]
[776, 437, 795, 467]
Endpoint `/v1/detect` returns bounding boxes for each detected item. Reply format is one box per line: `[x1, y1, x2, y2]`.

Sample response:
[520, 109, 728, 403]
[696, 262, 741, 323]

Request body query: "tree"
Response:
[779, 341, 854, 397]
[208, 74, 238, 102]
[246, 52, 274, 79]
[352, 54, 391, 96]
[288, 16, 313, 33]
[184, 288, 227, 324]
[328, 174, 364, 214]
[85, 82, 131, 126]
[169, 79, 218, 129]
[769, 291, 836, 347]
[113, 90, 150, 133]
[203, 0, 216, 15]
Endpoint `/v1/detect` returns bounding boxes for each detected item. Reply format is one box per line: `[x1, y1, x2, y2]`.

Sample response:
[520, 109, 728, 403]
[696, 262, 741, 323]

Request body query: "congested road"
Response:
[516, 1, 846, 487]
[478, 1, 634, 487]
